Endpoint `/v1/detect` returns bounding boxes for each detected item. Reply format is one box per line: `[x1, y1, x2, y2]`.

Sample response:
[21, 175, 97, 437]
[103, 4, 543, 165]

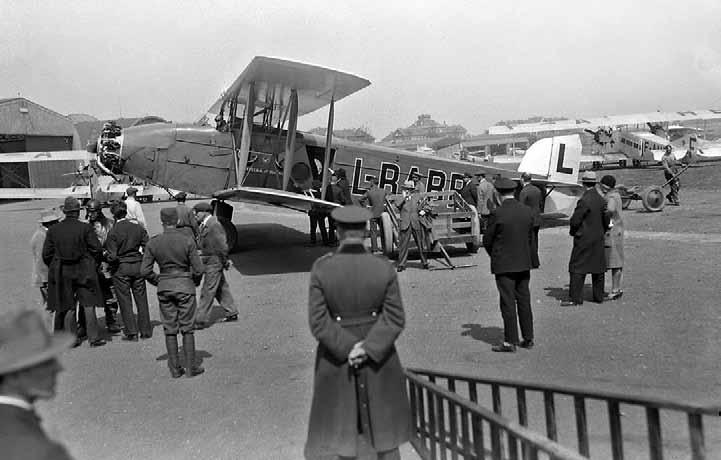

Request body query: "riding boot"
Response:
[182, 332, 204, 378]
[165, 334, 184, 378]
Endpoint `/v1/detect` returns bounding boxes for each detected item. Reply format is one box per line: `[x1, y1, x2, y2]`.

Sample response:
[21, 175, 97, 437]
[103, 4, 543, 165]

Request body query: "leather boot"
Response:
[182, 332, 204, 378]
[165, 335, 184, 378]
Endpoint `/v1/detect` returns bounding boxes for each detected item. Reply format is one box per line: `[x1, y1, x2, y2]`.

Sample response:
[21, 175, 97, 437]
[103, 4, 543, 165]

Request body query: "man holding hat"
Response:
[42, 196, 106, 347]
[394, 180, 429, 271]
[141, 208, 205, 377]
[410, 171, 425, 193]
[305, 205, 410, 460]
[193, 202, 239, 328]
[562, 171, 610, 306]
[483, 177, 536, 352]
[0, 310, 75, 460]
[124, 186, 146, 229]
[30, 208, 61, 329]
[175, 191, 199, 241]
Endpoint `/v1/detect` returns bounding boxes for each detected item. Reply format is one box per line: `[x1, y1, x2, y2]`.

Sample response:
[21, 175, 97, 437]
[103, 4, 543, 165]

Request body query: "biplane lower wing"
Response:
[0, 187, 91, 200]
[0, 150, 93, 163]
[213, 186, 340, 212]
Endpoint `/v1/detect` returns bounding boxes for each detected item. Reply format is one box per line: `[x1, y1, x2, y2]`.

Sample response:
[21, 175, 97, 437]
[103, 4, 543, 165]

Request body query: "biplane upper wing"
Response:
[204, 56, 371, 125]
[213, 186, 340, 213]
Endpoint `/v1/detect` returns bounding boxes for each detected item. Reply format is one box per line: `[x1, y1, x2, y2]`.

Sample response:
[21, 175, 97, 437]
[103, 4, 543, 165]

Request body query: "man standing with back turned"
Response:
[519, 172, 542, 268]
[483, 178, 536, 352]
[562, 171, 610, 306]
[305, 205, 410, 460]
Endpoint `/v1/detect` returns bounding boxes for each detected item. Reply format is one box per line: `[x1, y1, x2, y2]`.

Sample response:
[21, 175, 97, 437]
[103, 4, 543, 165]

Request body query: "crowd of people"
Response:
[3, 167, 630, 459]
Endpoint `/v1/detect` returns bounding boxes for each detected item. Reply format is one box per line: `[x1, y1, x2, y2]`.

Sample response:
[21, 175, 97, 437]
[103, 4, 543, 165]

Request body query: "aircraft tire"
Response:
[218, 217, 238, 252]
[641, 185, 665, 212]
[380, 212, 395, 257]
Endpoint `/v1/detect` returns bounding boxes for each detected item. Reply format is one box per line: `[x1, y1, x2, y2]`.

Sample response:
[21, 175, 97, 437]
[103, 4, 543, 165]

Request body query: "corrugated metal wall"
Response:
[25, 136, 79, 187]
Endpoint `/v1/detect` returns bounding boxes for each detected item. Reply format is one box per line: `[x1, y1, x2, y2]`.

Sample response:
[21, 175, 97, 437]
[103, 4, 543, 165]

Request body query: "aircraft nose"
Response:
[120, 123, 176, 162]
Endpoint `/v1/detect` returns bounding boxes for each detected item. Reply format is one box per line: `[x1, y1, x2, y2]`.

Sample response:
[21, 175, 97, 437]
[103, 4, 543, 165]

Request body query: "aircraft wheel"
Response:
[617, 185, 632, 209]
[218, 217, 238, 252]
[380, 212, 395, 257]
[641, 185, 665, 212]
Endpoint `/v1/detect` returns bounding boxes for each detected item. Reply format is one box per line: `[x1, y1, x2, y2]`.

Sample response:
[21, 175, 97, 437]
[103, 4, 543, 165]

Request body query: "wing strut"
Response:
[282, 89, 298, 191]
[320, 98, 335, 200]
[236, 82, 255, 187]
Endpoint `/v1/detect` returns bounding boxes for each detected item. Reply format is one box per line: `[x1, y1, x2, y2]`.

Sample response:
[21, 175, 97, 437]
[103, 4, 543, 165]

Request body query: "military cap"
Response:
[160, 207, 178, 225]
[580, 171, 598, 184]
[494, 177, 518, 193]
[193, 201, 212, 213]
[175, 191, 187, 201]
[62, 196, 81, 213]
[330, 205, 371, 225]
[126, 186, 138, 195]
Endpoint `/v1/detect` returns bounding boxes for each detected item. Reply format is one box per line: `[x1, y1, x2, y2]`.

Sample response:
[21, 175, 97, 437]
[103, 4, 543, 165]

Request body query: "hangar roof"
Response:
[0, 98, 75, 136]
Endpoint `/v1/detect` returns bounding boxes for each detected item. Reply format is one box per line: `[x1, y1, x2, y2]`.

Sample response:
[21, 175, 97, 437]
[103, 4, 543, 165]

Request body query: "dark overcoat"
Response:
[0, 404, 74, 460]
[459, 180, 478, 207]
[42, 216, 103, 312]
[483, 199, 534, 274]
[568, 187, 609, 274]
[305, 242, 410, 459]
[519, 183, 543, 227]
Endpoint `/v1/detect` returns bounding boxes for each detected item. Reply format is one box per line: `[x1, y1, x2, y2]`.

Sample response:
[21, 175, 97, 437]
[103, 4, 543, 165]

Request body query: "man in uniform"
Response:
[477, 173, 501, 232]
[43, 196, 106, 348]
[124, 186, 146, 228]
[359, 177, 387, 253]
[141, 208, 205, 378]
[86, 199, 121, 334]
[394, 180, 429, 272]
[661, 145, 680, 205]
[483, 178, 536, 352]
[193, 202, 239, 328]
[0, 310, 75, 460]
[105, 201, 151, 341]
[518, 172, 542, 268]
[304, 206, 410, 460]
[562, 171, 610, 306]
[175, 191, 199, 241]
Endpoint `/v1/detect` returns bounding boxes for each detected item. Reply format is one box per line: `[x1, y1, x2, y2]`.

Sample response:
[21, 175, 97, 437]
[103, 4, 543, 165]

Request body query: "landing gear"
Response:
[380, 212, 395, 257]
[211, 200, 238, 252]
[641, 185, 665, 212]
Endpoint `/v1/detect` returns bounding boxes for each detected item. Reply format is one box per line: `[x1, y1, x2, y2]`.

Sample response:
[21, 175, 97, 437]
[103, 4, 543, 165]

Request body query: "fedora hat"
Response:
[38, 208, 60, 224]
[580, 171, 598, 184]
[0, 310, 74, 375]
[402, 180, 415, 190]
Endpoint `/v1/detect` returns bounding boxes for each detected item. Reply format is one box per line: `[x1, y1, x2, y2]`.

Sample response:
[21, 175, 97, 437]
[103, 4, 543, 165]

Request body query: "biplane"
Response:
[0, 56, 584, 249]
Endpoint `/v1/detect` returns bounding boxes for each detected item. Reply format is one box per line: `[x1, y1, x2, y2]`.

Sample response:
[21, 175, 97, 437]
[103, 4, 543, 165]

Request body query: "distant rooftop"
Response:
[0, 97, 75, 136]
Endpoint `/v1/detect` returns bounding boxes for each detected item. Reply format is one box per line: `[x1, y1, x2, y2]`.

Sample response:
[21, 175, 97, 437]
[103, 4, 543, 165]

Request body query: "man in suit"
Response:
[175, 191, 199, 241]
[518, 172, 542, 268]
[394, 180, 428, 271]
[305, 206, 410, 460]
[562, 171, 610, 306]
[359, 177, 388, 253]
[193, 202, 239, 328]
[141, 208, 205, 378]
[105, 201, 151, 341]
[42, 196, 106, 348]
[477, 173, 501, 232]
[410, 171, 425, 193]
[86, 199, 121, 335]
[459, 172, 478, 207]
[483, 178, 536, 352]
[0, 310, 75, 460]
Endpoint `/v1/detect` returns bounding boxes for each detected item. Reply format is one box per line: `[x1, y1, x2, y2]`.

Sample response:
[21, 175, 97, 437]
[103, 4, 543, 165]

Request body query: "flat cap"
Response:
[494, 177, 518, 192]
[62, 196, 80, 213]
[330, 205, 371, 225]
[520, 172, 532, 181]
[580, 171, 597, 183]
[126, 186, 138, 195]
[175, 191, 187, 201]
[160, 207, 178, 225]
[192, 202, 212, 213]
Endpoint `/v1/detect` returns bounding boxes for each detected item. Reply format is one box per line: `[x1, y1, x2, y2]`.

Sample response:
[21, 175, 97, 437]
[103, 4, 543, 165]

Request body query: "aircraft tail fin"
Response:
[517, 134, 581, 185]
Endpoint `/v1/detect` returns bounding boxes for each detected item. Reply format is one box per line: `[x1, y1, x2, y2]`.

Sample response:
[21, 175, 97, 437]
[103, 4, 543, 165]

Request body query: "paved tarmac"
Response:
[1, 164, 720, 459]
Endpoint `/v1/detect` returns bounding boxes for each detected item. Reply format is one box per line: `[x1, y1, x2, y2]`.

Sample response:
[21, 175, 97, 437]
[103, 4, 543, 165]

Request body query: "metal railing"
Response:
[405, 370, 588, 460]
[407, 368, 721, 460]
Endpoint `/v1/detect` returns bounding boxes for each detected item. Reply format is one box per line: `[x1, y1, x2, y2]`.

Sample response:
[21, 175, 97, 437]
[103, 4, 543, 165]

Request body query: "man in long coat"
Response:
[359, 177, 388, 253]
[483, 178, 536, 352]
[459, 172, 478, 207]
[562, 172, 610, 306]
[518, 172, 542, 268]
[305, 206, 410, 460]
[394, 180, 428, 271]
[42, 196, 106, 347]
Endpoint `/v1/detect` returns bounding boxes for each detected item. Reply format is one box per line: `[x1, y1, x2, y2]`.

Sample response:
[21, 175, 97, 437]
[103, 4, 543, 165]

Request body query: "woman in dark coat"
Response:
[305, 206, 410, 460]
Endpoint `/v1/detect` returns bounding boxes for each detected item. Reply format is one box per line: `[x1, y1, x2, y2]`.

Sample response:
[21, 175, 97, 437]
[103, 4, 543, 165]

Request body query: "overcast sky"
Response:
[2, 0, 721, 138]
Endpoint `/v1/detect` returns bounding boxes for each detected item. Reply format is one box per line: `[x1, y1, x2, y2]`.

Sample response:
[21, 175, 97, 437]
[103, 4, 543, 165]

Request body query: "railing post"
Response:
[428, 380, 437, 460]
[544, 391, 557, 441]
[688, 413, 705, 460]
[447, 379, 459, 460]
[608, 400, 624, 460]
[437, 392, 447, 460]
[460, 406, 471, 458]
[491, 385, 502, 460]
[645, 407, 663, 460]
[409, 379, 419, 443]
[471, 411, 485, 460]
[574, 396, 589, 457]
[516, 388, 529, 460]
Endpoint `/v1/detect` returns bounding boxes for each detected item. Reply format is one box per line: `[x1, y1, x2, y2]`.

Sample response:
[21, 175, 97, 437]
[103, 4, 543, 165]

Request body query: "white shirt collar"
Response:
[0, 395, 33, 411]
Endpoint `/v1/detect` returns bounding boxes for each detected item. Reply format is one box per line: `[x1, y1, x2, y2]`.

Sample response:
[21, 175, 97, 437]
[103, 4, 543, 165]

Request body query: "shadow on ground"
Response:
[544, 285, 604, 303]
[460, 323, 504, 345]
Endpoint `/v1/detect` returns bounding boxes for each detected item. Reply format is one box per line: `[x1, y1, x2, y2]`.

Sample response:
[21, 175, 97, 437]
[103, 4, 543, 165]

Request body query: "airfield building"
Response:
[380, 114, 467, 152]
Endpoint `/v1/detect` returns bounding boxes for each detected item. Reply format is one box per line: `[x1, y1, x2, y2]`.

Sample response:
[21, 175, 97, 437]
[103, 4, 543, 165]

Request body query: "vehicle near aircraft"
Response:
[0, 56, 584, 250]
